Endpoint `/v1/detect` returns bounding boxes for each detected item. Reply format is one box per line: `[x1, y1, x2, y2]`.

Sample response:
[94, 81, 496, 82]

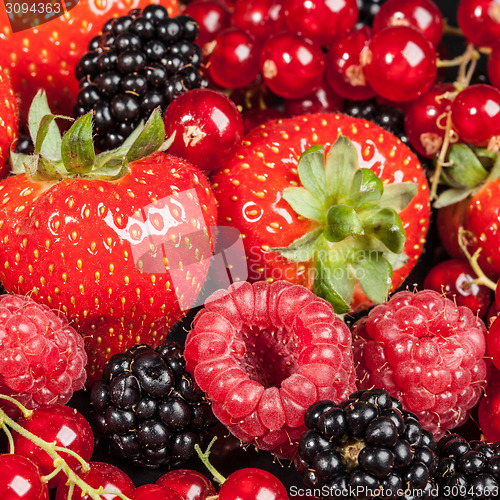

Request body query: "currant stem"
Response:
[430, 111, 454, 201]
[2, 422, 14, 453]
[194, 436, 227, 485]
[458, 227, 498, 291]
[0, 394, 34, 418]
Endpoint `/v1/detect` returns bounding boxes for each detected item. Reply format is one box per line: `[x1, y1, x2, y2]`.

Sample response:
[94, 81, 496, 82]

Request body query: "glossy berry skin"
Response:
[207, 28, 260, 88]
[458, 0, 500, 48]
[55, 461, 135, 500]
[478, 367, 500, 441]
[451, 84, 500, 146]
[353, 289, 489, 439]
[423, 259, 492, 318]
[488, 44, 500, 89]
[260, 32, 325, 99]
[404, 83, 455, 158]
[283, 0, 359, 47]
[183, 0, 231, 45]
[362, 26, 437, 102]
[219, 469, 288, 500]
[0, 69, 18, 178]
[284, 78, 343, 116]
[0, 454, 48, 500]
[233, 0, 285, 41]
[242, 108, 285, 134]
[372, 0, 443, 47]
[325, 26, 376, 101]
[487, 316, 500, 372]
[156, 470, 216, 500]
[13, 405, 94, 489]
[133, 484, 184, 500]
[163, 88, 244, 172]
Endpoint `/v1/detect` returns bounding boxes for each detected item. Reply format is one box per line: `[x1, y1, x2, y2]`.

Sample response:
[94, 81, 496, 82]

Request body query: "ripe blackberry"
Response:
[434, 435, 500, 499]
[90, 341, 215, 469]
[75, 5, 208, 151]
[295, 389, 437, 500]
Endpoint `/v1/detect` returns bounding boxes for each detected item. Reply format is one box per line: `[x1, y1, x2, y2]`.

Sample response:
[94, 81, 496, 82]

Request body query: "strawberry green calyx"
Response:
[271, 135, 418, 314]
[10, 90, 174, 181]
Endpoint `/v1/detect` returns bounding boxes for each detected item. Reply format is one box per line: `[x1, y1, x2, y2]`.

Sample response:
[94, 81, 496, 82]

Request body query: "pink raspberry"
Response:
[0, 295, 87, 416]
[352, 289, 489, 439]
[184, 280, 356, 459]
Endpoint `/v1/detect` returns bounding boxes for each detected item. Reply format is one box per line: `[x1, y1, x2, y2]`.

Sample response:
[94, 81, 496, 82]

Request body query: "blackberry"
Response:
[90, 341, 215, 469]
[434, 435, 500, 500]
[295, 389, 437, 500]
[75, 6, 208, 151]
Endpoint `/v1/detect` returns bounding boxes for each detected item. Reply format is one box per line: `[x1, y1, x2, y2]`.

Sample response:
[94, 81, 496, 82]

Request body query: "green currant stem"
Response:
[0, 394, 33, 418]
[194, 437, 227, 485]
[0, 397, 132, 500]
[442, 20, 463, 37]
[42, 463, 64, 483]
[53, 445, 91, 471]
[2, 422, 14, 453]
[430, 111, 454, 201]
[458, 227, 498, 291]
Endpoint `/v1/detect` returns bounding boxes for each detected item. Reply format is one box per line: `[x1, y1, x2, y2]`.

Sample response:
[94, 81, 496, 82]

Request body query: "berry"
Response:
[457, 0, 500, 48]
[325, 26, 376, 101]
[219, 469, 288, 500]
[451, 84, 500, 146]
[133, 484, 184, 500]
[13, 405, 94, 489]
[163, 88, 244, 172]
[0, 294, 87, 417]
[184, 280, 356, 459]
[488, 43, 500, 89]
[156, 469, 216, 500]
[353, 289, 489, 439]
[75, 8, 206, 150]
[284, 78, 343, 117]
[55, 461, 135, 500]
[206, 28, 260, 88]
[260, 32, 325, 99]
[404, 83, 455, 158]
[435, 434, 500, 499]
[242, 107, 285, 134]
[0, 454, 48, 500]
[372, 0, 443, 47]
[362, 25, 437, 102]
[183, 0, 231, 45]
[232, 0, 285, 41]
[423, 259, 492, 318]
[283, 0, 359, 47]
[478, 368, 500, 442]
[90, 341, 215, 468]
[357, 0, 387, 26]
[0, 69, 18, 179]
[295, 389, 436, 499]
[487, 316, 500, 371]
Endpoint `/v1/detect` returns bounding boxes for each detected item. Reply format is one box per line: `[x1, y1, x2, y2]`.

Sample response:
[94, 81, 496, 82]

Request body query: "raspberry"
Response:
[0, 294, 87, 417]
[352, 289, 489, 439]
[184, 280, 356, 459]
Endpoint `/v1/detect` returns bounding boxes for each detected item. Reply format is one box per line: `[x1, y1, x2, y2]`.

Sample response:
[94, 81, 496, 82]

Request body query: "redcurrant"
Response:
[219, 468, 288, 500]
[156, 469, 216, 500]
[183, 0, 232, 46]
[233, 0, 285, 41]
[0, 454, 48, 500]
[458, 0, 500, 48]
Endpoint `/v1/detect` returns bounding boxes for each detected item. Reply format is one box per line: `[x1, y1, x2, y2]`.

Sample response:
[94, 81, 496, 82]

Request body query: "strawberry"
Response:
[435, 143, 500, 280]
[0, 0, 179, 123]
[0, 67, 18, 178]
[211, 113, 430, 313]
[0, 91, 217, 384]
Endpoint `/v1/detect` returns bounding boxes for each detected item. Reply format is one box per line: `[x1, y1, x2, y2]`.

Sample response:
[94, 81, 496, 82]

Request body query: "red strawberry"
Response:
[211, 113, 430, 313]
[0, 68, 18, 177]
[0, 0, 179, 122]
[0, 91, 217, 384]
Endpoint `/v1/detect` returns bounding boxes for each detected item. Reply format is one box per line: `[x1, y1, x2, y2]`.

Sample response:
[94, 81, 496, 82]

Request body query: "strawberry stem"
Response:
[195, 436, 227, 485]
[0, 395, 133, 500]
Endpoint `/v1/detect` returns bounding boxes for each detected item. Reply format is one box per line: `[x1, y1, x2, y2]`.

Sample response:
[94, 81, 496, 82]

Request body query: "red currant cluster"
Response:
[0, 395, 288, 500]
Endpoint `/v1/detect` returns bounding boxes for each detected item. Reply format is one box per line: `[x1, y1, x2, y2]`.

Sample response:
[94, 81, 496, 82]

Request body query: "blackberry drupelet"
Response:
[295, 389, 437, 500]
[75, 5, 208, 151]
[434, 434, 500, 500]
[90, 341, 215, 469]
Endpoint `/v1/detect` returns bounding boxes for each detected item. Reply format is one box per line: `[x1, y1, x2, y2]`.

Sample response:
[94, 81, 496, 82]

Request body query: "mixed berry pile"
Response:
[1, 0, 500, 499]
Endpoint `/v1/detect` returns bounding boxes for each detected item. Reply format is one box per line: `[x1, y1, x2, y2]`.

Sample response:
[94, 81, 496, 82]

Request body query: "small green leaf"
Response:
[486, 151, 500, 183]
[282, 187, 326, 223]
[271, 227, 323, 263]
[297, 146, 327, 202]
[313, 251, 351, 314]
[37, 156, 68, 179]
[23, 154, 39, 178]
[9, 150, 30, 175]
[160, 131, 176, 152]
[433, 187, 474, 208]
[60, 113, 95, 175]
[324, 205, 364, 242]
[352, 252, 392, 304]
[447, 143, 489, 188]
[126, 108, 165, 163]
[349, 168, 384, 205]
[325, 135, 359, 204]
[378, 182, 418, 212]
[363, 208, 406, 254]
